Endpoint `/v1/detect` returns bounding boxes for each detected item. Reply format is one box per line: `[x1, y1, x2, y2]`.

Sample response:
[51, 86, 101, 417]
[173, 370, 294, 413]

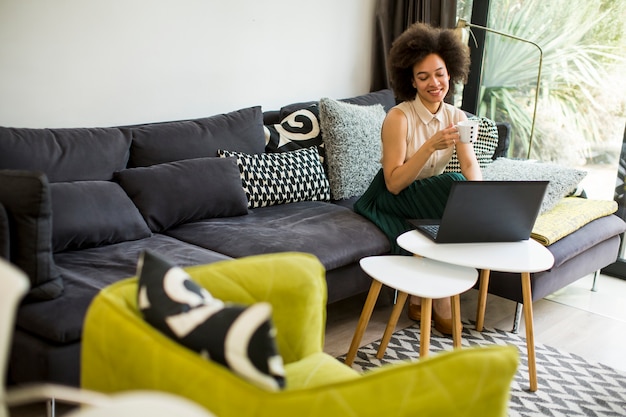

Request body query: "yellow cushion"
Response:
[532, 197, 617, 245]
[283, 352, 359, 389]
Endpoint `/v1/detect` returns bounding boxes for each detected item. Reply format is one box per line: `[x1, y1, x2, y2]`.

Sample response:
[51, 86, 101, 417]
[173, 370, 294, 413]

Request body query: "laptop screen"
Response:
[409, 180, 548, 243]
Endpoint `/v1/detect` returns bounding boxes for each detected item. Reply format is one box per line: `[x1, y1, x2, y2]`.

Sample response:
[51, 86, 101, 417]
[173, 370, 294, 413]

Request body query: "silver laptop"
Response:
[408, 181, 548, 243]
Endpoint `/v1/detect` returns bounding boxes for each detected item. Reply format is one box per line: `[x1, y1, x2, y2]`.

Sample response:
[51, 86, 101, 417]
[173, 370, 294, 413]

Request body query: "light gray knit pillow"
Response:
[319, 97, 385, 200]
[482, 158, 587, 213]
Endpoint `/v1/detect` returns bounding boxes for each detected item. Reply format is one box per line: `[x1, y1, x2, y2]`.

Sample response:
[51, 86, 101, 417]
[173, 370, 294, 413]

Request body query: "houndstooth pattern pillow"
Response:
[217, 147, 330, 209]
[444, 116, 499, 173]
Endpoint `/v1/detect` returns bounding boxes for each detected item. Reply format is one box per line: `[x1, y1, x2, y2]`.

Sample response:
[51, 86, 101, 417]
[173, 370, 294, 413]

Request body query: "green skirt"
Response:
[354, 169, 466, 255]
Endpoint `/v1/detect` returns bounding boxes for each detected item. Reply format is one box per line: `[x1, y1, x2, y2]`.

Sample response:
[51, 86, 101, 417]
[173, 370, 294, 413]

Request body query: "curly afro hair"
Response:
[388, 23, 470, 102]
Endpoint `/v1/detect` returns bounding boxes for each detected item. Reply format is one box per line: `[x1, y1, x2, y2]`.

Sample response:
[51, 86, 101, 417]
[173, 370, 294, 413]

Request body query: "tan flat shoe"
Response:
[408, 298, 461, 336]
[408, 302, 421, 321]
[432, 299, 461, 336]
[433, 307, 453, 335]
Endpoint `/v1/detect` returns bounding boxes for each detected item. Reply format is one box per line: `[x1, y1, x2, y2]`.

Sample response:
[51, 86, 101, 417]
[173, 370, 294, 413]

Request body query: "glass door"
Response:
[458, 0, 626, 278]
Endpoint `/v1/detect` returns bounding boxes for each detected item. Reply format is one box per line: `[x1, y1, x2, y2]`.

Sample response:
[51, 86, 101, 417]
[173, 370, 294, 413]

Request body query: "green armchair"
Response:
[82, 252, 517, 417]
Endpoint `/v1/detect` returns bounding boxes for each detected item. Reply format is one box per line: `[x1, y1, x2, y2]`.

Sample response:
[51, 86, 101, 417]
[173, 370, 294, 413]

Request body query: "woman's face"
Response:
[411, 53, 450, 113]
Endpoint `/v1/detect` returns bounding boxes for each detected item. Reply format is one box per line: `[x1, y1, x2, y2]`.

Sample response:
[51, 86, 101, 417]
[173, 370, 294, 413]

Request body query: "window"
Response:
[458, 0, 626, 277]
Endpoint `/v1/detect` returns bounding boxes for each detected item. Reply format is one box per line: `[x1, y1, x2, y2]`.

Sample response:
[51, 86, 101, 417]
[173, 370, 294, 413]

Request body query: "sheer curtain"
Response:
[371, 0, 458, 92]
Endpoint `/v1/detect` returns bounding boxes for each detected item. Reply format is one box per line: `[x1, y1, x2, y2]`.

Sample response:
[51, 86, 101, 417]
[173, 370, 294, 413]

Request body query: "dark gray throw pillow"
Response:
[137, 250, 286, 390]
[0, 170, 63, 300]
[50, 181, 152, 252]
[127, 106, 266, 167]
[341, 88, 397, 112]
[115, 157, 248, 232]
[0, 127, 131, 182]
[277, 89, 396, 119]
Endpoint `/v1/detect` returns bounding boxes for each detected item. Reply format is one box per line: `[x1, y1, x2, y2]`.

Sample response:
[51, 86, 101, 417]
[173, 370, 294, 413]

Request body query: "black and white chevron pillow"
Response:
[137, 250, 286, 391]
[218, 147, 331, 209]
[444, 116, 499, 173]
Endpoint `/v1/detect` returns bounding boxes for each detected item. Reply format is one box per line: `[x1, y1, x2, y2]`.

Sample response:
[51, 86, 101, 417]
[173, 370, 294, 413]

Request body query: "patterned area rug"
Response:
[337, 321, 626, 417]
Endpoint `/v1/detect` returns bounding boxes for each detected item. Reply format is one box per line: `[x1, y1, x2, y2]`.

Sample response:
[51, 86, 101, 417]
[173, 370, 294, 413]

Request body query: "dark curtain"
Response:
[371, 0, 458, 92]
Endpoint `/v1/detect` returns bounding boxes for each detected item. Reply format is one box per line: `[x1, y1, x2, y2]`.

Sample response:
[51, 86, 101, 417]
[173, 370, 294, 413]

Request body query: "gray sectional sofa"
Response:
[1, 88, 624, 388]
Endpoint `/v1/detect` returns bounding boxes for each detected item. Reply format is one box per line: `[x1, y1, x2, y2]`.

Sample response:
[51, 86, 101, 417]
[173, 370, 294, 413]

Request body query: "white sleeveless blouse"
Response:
[393, 99, 466, 181]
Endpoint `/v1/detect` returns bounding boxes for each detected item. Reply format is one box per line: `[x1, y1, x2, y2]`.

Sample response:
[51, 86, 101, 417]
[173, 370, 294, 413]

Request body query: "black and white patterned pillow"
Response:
[444, 116, 499, 173]
[217, 147, 331, 209]
[137, 250, 286, 391]
[265, 104, 324, 152]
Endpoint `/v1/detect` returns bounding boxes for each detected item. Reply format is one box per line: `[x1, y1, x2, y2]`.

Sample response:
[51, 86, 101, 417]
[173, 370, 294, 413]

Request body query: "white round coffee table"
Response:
[345, 255, 478, 365]
[397, 230, 554, 391]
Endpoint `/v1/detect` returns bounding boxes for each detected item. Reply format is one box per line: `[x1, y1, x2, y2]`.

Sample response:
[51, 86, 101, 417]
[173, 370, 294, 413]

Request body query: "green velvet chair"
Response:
[82, 252, 518, 417]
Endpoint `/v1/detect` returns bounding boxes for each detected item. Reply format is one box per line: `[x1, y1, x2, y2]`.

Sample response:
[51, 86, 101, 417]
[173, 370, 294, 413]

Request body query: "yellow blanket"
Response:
[531, 197, 617, 246]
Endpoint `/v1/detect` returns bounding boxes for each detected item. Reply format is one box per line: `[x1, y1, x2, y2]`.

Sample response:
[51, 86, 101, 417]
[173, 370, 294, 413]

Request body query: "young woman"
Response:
[354, 23, 482, 335]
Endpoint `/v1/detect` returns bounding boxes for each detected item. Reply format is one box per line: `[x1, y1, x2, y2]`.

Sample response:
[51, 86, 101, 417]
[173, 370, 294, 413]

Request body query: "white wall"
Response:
[0, 0, 378, 128]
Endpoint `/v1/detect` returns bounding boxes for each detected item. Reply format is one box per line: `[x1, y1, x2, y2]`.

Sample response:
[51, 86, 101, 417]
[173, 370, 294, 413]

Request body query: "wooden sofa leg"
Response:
[512, 303, 523, 334]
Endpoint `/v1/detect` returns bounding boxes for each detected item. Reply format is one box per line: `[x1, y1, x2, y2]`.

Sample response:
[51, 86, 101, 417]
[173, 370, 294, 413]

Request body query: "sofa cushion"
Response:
[0, 127, 131, 182]
[278, 89, 396, 120]
[116, 157, 248, 232]
[318, 98, 385, 200]
[0, 203, 8, 259]
[444, 116, 500, 173]
[482, 158, 587, 213]
[15, 234, 231, 345]
[545, 214, 626, 268]
[341, 88, 397, 111]
[166, 201, 390, 272]
[218, 147, 330, 209]
[0, 170, 63, 300]
[50, 181, 152, 252]
[493, 122, 511, 159]
[137, 250, 286, 391]
[127, 106, 266, 167]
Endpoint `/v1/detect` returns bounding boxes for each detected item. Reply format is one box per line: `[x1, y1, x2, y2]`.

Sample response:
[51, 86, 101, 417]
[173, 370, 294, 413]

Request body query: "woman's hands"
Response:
[433, 124, 483, 181]
[427, 124, 459, 152]
[382, 114, 460, 194]
[382, 111, 482, 194]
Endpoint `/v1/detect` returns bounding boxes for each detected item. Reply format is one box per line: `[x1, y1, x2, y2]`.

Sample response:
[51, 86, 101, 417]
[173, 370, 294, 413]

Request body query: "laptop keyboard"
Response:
[421, 224, 440, 238]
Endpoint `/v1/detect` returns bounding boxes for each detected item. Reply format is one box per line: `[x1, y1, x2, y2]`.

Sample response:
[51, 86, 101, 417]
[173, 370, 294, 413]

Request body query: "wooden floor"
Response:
[324, 272, 626, 373]
[10, 273, 626, 417]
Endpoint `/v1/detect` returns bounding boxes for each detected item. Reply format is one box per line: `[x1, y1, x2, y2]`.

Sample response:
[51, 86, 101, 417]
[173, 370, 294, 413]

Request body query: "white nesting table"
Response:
[397, 230, 554, 392]
[345, 255, 478, 366]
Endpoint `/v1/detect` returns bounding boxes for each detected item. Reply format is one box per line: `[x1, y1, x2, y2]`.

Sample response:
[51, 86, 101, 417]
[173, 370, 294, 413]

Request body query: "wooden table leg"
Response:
[376, 291, 409, 359]
[521, 271, 538, 392]
[475, 269, 490, 332]
[345, 280, 382, 366]
[451, 294, 462, 349]
[419, 298, 432, 358]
